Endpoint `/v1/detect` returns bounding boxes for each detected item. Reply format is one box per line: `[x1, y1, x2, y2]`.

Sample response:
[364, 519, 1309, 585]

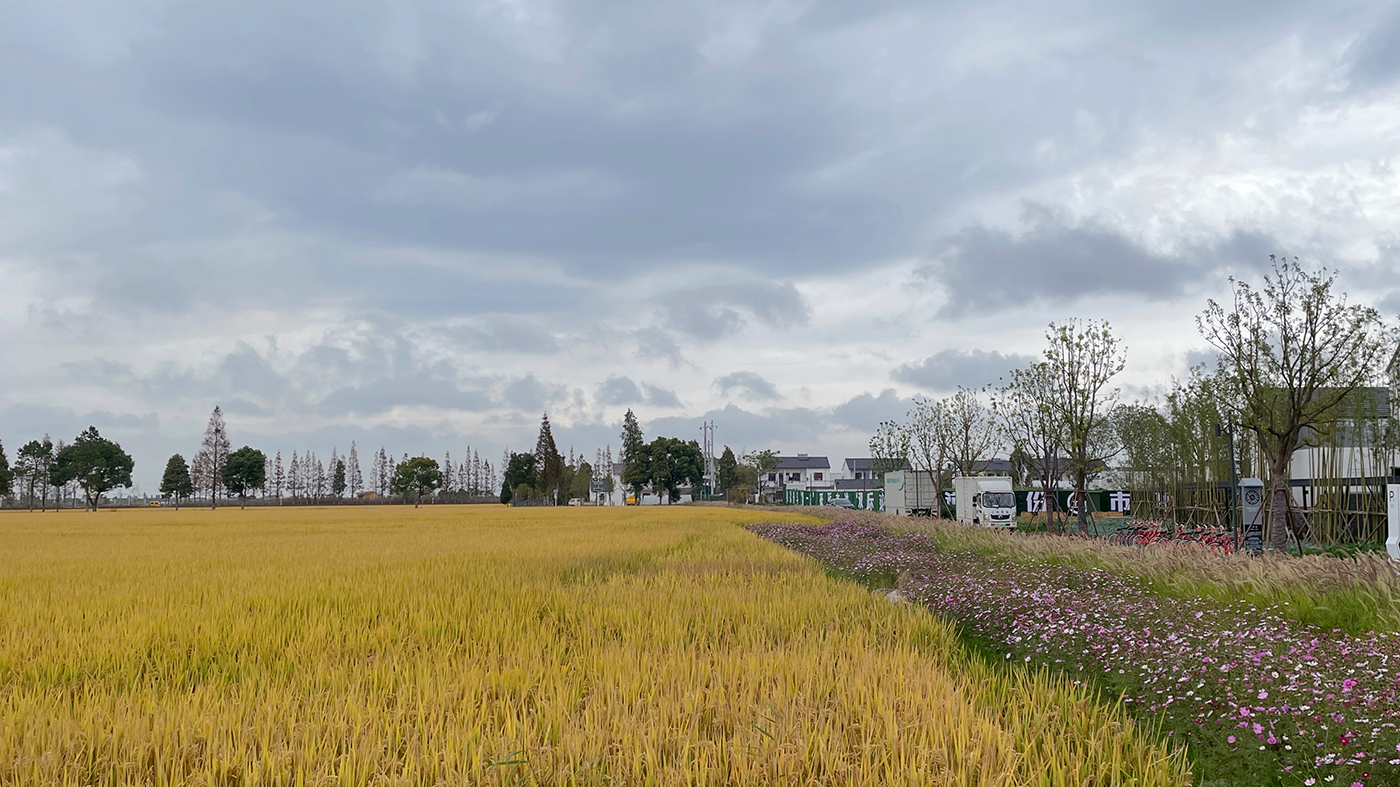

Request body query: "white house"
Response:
[770, 455, 834, 490]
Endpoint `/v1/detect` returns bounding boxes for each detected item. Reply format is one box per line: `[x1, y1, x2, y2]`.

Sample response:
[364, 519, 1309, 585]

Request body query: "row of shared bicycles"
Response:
[1110, 520, 1239, 554]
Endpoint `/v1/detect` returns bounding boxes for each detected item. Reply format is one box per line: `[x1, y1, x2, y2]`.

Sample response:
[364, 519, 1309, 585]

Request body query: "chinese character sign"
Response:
[1025, 491, 1044, 513]
[1109, 491, 1131, 513]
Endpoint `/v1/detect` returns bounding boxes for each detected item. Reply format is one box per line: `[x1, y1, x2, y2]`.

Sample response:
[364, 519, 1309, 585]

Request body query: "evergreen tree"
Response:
[717, 445, 739, 495]
[16, 437, 55, 511]
[620, 409, 648, 504]
[534, 414, 564, 504]
[160, 454, 193, 509]
[224, 446, 267, 509]
[0, 438, 10, 500]
[332, 459, 347, 498]
[391, 456, 443, 508]
[50, 427, 134, 511]
[274, 451, 285, 502]
[443, 451, 454, 495]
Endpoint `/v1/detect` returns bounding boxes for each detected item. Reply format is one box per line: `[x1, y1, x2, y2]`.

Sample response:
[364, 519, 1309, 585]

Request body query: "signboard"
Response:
[1388, 484, 1400, 561]
[1239, 478, 1265, 556]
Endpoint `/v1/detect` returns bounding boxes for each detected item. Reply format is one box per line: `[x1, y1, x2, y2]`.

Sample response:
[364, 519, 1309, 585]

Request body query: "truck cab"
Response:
[954, 476, 1016, 528]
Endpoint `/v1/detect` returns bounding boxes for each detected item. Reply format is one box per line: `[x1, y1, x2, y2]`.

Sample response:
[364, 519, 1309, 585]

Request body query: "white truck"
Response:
[953, 476, 1017, 528]
[883, 470, 944, 516]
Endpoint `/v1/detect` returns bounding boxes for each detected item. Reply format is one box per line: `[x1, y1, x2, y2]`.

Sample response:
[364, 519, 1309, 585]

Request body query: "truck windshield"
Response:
[980, 491, 1015, 509]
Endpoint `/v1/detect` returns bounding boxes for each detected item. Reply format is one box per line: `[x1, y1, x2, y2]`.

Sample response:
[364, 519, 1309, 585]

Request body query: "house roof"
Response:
[836, 478, 881, 490]
[775, 455, 830, 470]
[843, 458, 874, 471]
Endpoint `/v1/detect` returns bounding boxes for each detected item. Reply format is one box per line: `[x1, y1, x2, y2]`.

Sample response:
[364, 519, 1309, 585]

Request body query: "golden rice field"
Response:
[0, 505, 1189, 786]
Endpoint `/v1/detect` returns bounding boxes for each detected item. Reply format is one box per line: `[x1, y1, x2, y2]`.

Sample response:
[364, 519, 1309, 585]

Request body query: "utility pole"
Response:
[701, 420, 716, 497]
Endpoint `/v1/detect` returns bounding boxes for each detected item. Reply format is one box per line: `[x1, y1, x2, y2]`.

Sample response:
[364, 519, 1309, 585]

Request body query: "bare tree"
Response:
[1044, 320, 1126, 535]
[993, 362, 1066, 532]
[946, 387, 1000, 476]
[196, 405, 232, 509]
[905, 396, 955, 509]
[868, 420, 909, 481]
[1198, 258, 1393, 551]
[347, 442, 362, 497]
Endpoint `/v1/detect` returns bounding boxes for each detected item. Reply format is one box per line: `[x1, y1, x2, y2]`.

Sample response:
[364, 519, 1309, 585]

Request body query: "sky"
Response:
[3, 0, 1400, 492]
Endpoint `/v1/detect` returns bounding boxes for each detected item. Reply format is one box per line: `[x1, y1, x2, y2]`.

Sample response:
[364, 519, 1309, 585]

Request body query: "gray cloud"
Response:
[830, 389, 915, 431]
[449, 316, 561, 355]
[1377, 289, 1400, 316]
[4, 0, 1398, 486]
[659, 281, 811, 340]
[596, 375, 682, 408]
[713, 371, 781, 400]
[892, 349, 1036, 391]
[925, 203, 1277, 315]
[1346, 8, 1400, 90]
[318, 372, 496, 417]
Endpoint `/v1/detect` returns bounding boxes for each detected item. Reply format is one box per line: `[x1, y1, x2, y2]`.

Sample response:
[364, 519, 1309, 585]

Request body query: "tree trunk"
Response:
[1076, 471, 1089, 535]
[1268, 477, 1291, 552]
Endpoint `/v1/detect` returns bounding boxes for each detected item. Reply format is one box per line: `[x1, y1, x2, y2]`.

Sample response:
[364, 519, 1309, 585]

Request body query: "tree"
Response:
[620, 409, 649, 504]
[716, 446, 739, 495]
[197, 405, 232, 509]
[373, 448, 388, 496]
[1044, 320, 1126, 535]
[905, 396, 955, 511]
[273, 451, 285, 503]
[645, 437, 703, 503]
[347, 442, 363, 497]
[868, 421, 909, 481]
[946, 387, 1000, 476]
[391, 456, 443, 508]
[288, 452, 302, 502]
[223, 446, 267, 509]
[0, 438, 10, 500]
[743, 449, 779, 504]
[1198, 258, 1394, 551]
[160, 454, 194, 509]
[534, 414, 564, 504]
[332, 459, 347, 499]
[16, 437, 55, 511]
[570, 460, 593, 501]
[500, 452, 536, 504]
[50, 427, 134, 511]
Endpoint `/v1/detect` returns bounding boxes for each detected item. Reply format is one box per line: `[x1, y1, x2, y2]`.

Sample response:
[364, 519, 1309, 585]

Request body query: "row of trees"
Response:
[871, 259, 1398, 548]
[870, 319, 1125, 534]
[500, 414, 614, 505]
[0, 427, 135, 511]
[152, 406, 501, 508]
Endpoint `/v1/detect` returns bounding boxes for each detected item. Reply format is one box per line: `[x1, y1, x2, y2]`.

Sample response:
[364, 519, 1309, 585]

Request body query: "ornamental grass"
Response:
[0, 505, 1187, 786]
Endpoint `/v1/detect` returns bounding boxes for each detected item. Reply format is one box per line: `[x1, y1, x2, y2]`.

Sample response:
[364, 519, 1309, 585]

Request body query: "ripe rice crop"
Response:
[0, 505, 1187, 786]
[750, 516, 1400, 785]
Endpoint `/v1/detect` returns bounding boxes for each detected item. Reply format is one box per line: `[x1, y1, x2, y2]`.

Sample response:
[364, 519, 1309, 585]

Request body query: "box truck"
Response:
[953, 476, 1016, 527]
[883, 470, 944, 516]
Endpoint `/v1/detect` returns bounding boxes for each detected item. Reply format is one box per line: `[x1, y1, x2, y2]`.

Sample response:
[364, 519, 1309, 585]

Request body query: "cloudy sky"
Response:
[4, 0, 1400, 490]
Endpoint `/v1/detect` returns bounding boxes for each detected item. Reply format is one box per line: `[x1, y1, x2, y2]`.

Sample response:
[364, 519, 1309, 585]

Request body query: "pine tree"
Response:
[443, 451, 454, 495]
[534, 414, 564, 504]
[197, 405, 232, 509]
[620, 409, 648, 503]
[274, 451, 285, 502]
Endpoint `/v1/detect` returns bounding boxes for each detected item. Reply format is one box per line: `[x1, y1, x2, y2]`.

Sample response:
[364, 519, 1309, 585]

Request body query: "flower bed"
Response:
[750, 519, 1400, 786]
